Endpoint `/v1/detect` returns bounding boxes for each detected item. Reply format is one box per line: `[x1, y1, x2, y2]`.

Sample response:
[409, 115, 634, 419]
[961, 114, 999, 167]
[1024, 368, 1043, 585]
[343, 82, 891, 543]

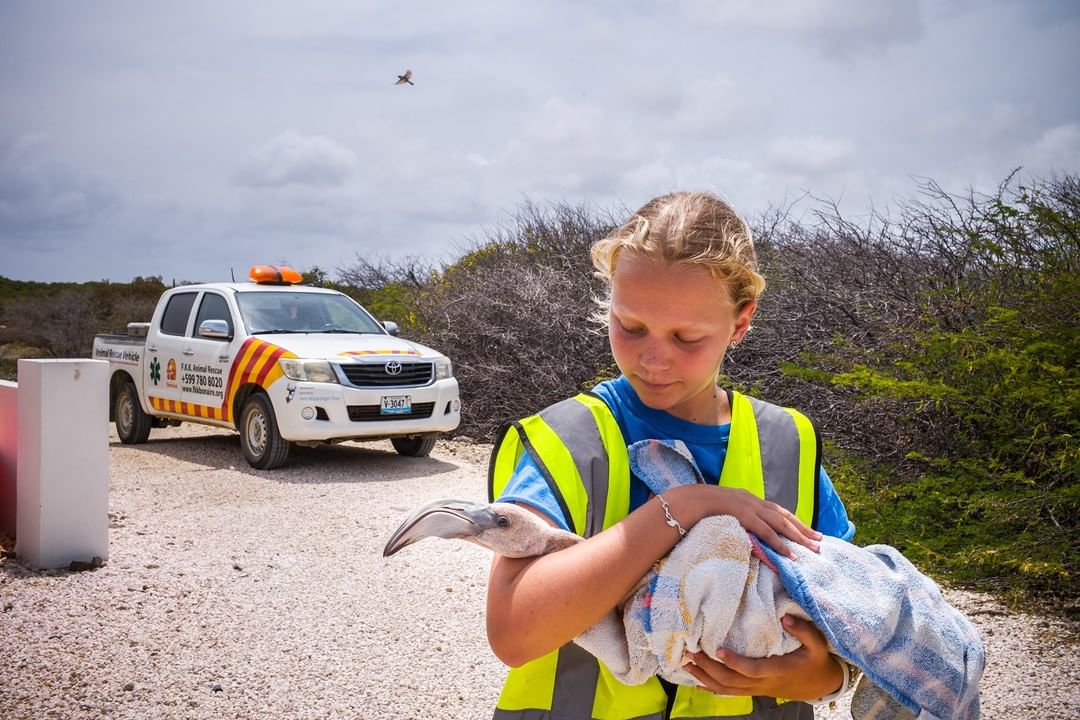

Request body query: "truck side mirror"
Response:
[199, 319, 232, 340]
[381, 320, 400, 336]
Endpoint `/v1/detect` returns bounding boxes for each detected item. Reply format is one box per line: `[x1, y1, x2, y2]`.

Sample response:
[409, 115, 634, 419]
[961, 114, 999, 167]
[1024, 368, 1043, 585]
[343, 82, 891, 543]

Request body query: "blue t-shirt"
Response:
[496, 376, 855, 541]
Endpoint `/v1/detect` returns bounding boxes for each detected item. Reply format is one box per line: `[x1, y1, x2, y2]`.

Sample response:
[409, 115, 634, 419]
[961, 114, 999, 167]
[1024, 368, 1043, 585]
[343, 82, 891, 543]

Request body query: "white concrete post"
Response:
[0, 379, 17, 538]
[16, 359, 110, 569]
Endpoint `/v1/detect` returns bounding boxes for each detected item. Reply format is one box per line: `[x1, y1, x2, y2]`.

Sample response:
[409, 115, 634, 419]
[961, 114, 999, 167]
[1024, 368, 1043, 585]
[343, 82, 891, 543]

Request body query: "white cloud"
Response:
[492, 96, 650, 197]
[682, 0, 925, 56]
[234, 132, 358, 189]
[525, 97, 604, 147]
[1029, 123, 1080, 170]
[466, 153, 494, 168]
[0, 134, 116, 239]
[766, 135, 858, 175]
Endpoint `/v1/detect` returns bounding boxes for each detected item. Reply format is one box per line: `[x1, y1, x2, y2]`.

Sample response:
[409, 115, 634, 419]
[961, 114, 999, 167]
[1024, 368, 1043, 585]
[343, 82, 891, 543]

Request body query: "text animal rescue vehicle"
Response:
[93, 345, 141, 365]
[92, 265, 461, 469]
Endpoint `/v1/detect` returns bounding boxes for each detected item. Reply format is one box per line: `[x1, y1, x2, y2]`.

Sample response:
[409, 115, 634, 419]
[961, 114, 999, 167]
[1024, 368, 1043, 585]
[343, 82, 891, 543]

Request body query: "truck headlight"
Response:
[280, 359, 339, 384]
[434, 357, 453, 380]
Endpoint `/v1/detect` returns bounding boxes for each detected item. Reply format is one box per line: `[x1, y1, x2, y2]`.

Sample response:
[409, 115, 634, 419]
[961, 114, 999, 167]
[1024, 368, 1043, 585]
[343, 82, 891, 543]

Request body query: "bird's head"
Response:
[382, 499, 579, 558]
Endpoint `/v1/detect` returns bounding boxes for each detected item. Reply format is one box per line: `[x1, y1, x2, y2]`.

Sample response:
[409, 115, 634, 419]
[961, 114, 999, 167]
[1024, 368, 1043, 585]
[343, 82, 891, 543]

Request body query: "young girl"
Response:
[486, 191, 856, 719]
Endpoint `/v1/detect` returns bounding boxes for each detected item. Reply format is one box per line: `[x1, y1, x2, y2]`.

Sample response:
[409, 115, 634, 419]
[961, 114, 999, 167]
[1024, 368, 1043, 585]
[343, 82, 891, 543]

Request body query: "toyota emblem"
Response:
[384, 360, 403, 376]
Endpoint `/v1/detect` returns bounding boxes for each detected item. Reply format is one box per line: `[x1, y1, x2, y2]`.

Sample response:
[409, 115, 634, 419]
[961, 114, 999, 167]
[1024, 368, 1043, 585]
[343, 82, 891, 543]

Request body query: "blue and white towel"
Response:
[608, 439, 986, 720]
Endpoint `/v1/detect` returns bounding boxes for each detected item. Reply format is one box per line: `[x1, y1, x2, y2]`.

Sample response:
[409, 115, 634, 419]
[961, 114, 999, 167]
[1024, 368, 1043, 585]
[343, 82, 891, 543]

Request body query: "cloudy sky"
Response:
[2, 1, 1078, 284]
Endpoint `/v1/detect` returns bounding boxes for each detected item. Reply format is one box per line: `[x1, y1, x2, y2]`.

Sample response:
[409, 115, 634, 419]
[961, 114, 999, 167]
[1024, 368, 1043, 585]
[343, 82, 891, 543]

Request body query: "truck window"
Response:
[160, 292, 197, 336]
[194, 293, 233, 338]
[237, 291, 385, 334]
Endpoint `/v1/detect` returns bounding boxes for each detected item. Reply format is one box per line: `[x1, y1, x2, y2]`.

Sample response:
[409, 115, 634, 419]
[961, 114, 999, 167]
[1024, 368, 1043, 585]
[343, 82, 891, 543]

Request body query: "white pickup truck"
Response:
[92, 265, 460, 469]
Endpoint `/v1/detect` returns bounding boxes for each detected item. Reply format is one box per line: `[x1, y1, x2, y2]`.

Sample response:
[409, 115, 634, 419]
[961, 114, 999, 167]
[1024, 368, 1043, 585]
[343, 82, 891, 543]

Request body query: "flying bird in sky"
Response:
[395, 69, 413, 86]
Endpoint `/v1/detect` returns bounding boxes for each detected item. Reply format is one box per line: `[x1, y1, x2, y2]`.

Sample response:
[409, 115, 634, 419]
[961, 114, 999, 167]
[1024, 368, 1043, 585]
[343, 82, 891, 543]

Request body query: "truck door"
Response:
[146, 290, 198, 414]
[181, 291, 239, 423]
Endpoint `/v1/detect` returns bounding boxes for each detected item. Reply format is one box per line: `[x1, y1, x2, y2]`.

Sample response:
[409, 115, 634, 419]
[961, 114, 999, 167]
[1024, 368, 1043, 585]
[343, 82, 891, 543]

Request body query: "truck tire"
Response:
[116, 382, 152, 444]
[240, 393, 290, 470]
[391, 435, 437, 457]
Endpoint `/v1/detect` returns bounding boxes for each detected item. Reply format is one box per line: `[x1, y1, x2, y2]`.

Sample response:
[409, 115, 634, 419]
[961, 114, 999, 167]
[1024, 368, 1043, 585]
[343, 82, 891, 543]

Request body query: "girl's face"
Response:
[608, 252, 755, 424]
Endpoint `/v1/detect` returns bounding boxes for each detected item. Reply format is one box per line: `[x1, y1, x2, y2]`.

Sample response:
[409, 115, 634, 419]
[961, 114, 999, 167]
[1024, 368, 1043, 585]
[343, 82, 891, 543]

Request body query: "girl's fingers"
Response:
[681, 661, 718, 691]
[717, 488, 822, 553]
[751, 525, 791, 558]
[754, 508, 820, 555]
[788, 513, 823, 540]
[779, 516, 821, 551]
[683, 652, 756, 695]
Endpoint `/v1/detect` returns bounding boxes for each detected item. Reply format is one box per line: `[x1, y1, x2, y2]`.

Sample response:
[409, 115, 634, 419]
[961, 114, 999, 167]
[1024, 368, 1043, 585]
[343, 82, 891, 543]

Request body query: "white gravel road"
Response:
[1, 423, 1077, 719]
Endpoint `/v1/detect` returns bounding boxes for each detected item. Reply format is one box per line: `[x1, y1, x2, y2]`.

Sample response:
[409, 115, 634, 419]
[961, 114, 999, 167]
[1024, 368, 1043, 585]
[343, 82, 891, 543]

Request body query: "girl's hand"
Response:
[682, 615, 842, 700]
[669, 485, 821, 558]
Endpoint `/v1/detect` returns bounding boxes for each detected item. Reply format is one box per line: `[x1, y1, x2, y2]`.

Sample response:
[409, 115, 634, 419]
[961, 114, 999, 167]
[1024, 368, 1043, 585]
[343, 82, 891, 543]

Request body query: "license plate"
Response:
[380, 395, 412, 415]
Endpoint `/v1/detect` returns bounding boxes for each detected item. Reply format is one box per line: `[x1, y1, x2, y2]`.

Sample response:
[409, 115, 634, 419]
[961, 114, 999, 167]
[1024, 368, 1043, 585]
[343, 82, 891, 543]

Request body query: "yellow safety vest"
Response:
[487, 390, 820, 720]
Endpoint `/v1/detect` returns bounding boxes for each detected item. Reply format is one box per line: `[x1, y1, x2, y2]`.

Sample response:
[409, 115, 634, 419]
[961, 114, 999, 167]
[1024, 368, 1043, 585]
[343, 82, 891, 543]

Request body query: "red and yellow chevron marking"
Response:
[221, 338, 295, 422]
[147, 396, 229, 421]
[148, 338, 296, 425]
[337, 349, 421, 357]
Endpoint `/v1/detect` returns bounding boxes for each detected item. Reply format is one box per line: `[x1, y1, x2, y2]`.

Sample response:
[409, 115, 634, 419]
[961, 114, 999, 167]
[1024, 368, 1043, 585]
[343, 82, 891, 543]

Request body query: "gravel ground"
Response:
[1, 423, 1077, 719]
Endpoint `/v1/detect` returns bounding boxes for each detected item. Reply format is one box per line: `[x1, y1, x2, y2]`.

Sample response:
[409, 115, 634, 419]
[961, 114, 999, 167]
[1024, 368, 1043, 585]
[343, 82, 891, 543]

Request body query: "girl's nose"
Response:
[639, 339, 671, 370]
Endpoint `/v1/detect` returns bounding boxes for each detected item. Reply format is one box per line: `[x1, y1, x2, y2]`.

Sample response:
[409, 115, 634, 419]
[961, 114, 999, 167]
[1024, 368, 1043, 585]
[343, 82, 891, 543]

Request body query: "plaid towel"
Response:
[618, 439, 985, 720]
[759, 539, 984, 720]
[615, 514, 807, 686]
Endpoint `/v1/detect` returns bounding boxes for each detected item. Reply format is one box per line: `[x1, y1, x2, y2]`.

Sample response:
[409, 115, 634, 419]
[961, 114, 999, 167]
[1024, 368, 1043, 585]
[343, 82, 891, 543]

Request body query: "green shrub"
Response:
[816, 174, 1079, 600]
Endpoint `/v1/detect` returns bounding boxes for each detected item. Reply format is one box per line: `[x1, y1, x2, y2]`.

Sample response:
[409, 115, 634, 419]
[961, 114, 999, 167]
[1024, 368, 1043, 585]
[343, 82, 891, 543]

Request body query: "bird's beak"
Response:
[382, 499, 503, 557]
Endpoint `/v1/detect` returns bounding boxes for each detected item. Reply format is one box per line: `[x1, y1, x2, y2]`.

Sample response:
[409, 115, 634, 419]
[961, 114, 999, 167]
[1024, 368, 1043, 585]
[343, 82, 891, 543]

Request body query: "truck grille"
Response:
[347, 402, 435, 422]
[339, 361, 433, 387]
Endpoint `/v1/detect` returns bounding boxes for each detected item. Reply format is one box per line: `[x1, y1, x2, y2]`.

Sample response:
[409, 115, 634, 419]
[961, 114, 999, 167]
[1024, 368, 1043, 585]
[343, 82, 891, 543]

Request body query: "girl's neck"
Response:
[713, 385, 732, 425]
[672, 384, 730, 426]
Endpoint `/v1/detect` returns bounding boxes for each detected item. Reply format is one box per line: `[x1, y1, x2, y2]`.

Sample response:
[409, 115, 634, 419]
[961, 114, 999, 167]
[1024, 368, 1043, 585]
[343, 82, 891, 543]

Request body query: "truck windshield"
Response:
[236, 291, 387, 335]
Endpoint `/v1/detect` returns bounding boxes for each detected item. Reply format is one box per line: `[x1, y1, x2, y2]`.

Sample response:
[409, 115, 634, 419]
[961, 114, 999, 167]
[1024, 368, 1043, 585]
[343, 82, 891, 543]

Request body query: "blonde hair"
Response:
[591, 191, 765, 310]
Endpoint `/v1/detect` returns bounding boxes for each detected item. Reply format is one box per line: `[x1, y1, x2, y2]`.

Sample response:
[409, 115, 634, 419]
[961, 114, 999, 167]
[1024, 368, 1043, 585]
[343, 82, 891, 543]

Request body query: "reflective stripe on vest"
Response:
[487, 390, 820, 720]
[488, 392, 631, 536]
[717, 392, 820, 529]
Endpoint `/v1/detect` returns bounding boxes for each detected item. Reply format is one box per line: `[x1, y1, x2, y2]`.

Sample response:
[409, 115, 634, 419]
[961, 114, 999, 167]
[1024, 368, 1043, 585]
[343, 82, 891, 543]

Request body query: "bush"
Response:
[762, 173, 1078, 600]
[0, 276, 166, 359]
[335, 255, 434, 325]
[412, 202, 615, 440]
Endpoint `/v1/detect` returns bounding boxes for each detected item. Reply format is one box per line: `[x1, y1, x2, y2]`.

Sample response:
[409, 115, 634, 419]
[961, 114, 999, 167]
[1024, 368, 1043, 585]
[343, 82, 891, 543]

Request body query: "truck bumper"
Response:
[268, 377, 461, 442]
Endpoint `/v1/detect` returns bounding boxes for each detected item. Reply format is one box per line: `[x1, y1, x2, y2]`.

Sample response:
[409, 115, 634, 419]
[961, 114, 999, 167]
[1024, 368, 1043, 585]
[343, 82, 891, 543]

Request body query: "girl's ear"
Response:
[730, 300, 757, 345]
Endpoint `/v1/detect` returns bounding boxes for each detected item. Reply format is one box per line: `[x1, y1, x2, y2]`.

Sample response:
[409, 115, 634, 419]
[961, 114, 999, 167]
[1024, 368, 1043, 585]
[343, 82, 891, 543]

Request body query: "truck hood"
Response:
[253, 333, 444, 361]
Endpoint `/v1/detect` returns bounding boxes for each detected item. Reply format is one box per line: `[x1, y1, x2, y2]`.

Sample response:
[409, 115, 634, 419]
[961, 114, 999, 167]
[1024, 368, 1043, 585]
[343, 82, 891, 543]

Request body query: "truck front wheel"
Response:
[391, 435, 437, 457]
[240, 393, 290, 470]
[116, 382, 152, 444]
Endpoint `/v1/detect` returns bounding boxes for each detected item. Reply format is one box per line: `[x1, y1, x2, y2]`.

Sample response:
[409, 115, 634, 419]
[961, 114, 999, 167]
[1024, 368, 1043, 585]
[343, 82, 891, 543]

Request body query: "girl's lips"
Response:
[636, 377, 674, 392]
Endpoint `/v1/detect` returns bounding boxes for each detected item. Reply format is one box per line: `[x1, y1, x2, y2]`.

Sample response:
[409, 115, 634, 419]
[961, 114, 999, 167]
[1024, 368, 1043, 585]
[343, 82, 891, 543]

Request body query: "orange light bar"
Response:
[249, 265, 303, 285]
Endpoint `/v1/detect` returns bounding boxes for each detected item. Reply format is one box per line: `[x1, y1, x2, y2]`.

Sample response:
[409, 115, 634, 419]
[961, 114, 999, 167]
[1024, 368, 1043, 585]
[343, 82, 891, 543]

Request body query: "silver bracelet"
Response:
[656, 494, 687, 537]
[812, 657, 860, 707]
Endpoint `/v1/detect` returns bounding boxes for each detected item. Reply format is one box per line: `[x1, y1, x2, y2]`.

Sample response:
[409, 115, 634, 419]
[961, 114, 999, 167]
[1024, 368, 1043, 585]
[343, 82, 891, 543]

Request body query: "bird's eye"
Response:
[496, 515, 510, 528]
